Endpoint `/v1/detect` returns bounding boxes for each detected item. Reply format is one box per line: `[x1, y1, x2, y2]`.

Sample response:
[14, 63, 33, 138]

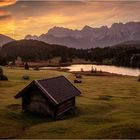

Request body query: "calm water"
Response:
[65, 64, 140, 76]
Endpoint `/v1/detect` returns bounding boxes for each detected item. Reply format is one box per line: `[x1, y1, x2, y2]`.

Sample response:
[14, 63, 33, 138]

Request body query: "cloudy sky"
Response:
[0, 0, 140, 39]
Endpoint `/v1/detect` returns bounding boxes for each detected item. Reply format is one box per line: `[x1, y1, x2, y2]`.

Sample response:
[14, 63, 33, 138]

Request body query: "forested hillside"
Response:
[0, 40, 140, 68]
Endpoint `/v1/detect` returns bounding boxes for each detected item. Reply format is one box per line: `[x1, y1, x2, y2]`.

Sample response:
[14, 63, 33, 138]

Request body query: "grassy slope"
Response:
[0, 67, 140, 139]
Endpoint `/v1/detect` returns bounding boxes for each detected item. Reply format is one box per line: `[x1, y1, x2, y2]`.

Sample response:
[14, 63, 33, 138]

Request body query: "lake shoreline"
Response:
[40, 64, 140, 77]
[39, 67, 133, 77]
[7, 62, 140, 77]
[13, 60, 140, 69]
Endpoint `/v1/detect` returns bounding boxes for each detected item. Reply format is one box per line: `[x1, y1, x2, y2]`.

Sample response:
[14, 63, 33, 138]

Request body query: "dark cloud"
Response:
[0, 10, 11, 20]
[0, 0, 15, 21]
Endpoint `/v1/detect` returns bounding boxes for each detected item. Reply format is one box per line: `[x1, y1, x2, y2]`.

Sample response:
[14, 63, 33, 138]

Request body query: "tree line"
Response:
[0, 39, 140, 68]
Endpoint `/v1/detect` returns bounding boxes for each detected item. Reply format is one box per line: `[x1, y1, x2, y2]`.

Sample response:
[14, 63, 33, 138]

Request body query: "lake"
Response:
[65, 64, 140, 76]
[41, 64, 140, 76]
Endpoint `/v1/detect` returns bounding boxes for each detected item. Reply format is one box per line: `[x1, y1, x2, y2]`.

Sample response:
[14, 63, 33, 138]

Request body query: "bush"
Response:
[0, 67, 8, 81]
[33, 66, 39, 71]
[24, 62, 29, 70]
[75, 73, 82, 79]
[0, 59, 7, 66]
[22, 75, 30, 80]
[0, 67, 3, 75]
[91, 66, 94, 73]
[0, 75, 8, 81]
[74, 79, 82, 83]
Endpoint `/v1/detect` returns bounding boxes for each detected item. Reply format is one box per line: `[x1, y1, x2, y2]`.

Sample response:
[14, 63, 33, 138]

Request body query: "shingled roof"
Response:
[15, 76, 81, 105]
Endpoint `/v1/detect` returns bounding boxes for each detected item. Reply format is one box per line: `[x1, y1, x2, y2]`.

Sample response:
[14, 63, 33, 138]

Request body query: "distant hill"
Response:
[25, 22, 140, 49]
[0, 39, 70, 61]
[0, 34, 14, 47]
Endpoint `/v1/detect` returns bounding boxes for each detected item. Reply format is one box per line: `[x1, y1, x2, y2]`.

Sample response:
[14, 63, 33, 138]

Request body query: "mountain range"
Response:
[25, 22, 140, 49]
[0, 22, 140, 49]
[0, 34, 14, 47]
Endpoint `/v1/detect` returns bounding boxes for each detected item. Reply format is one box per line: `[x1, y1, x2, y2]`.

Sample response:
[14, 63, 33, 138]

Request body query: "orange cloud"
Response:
[0, 1, 140, 39]
[0, 0, 17, 7]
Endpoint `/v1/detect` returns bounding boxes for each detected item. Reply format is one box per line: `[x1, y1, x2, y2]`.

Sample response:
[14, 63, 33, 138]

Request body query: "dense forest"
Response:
[0, 39, 140, 68]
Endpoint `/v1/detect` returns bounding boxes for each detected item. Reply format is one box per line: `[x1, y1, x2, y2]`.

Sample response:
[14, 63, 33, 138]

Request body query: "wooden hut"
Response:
[15, 76, 81, 118]
[75, 73, 82, 79]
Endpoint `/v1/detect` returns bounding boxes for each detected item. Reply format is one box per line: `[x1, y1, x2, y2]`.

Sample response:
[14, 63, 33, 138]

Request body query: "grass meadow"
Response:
[0, 67, 140, 138]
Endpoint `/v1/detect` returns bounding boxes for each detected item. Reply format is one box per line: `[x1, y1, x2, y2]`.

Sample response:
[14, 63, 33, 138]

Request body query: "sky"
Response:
[0, 0, 140, 39]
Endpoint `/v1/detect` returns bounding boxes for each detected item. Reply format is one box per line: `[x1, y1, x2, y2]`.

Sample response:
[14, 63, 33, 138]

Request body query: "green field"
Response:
[0, 67, 140, 139]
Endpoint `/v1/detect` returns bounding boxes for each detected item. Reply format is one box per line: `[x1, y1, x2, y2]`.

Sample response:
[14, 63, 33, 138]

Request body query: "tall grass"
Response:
[0, 67, 140, 138]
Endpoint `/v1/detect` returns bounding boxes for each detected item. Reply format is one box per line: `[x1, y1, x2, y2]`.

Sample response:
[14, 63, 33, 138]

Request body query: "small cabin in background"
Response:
[15, 76, 81, 118]
[75, 73, 82, 79]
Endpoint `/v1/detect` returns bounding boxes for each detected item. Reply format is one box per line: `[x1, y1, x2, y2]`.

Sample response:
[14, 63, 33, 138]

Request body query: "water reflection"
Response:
[65, 64, 140, 76]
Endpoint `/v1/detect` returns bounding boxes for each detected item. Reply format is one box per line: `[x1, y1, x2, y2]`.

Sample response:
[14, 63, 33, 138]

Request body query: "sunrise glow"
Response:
[0, 1, 140, 39]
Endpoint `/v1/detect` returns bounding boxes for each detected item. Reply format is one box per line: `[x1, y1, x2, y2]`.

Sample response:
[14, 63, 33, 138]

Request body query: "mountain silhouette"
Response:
[25, 22, 140, 49]
[0, 34, 14, 47]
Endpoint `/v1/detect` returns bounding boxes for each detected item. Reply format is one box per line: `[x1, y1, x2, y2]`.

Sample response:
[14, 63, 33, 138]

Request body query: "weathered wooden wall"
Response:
[22, 85, 76, 118]
[22, 85, 55, 117]
[56, 97, 75, 116]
